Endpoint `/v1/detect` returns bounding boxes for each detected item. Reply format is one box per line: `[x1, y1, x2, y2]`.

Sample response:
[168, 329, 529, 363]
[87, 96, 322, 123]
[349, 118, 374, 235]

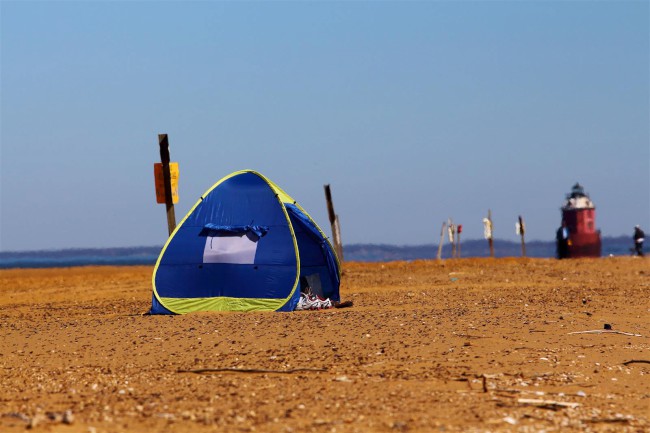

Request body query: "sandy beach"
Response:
[1, 257, 648, 432]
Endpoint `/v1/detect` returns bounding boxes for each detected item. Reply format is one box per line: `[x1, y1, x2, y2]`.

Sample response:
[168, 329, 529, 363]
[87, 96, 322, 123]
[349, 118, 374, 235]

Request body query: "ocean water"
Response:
[0, 255, 159, 269]
[0, 247, 161, 269]
[0, 237, 638, 269]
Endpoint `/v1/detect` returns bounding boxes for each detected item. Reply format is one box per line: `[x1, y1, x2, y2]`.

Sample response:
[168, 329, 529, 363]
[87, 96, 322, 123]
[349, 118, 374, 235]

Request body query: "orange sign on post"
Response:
[154, 162, 179, 204]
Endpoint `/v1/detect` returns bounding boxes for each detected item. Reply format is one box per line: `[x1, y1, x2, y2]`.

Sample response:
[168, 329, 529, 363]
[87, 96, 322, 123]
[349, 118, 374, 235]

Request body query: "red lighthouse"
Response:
[557, 183, 601, 258]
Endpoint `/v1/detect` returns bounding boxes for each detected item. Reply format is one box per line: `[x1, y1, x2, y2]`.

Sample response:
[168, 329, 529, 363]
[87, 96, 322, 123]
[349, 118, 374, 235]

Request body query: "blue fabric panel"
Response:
[292, 229, 325, 266]
[156, 263, 297, 299]
[289, 214, 325, 266]
[159, 225, 207, 265]
[251, 228, 297, 265]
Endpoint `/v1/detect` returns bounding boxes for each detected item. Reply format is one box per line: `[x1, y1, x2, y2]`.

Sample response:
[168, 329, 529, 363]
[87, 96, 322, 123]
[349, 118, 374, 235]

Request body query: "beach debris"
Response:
[3, 412, 30, 423]
[517, 398, 580, 409]
[584, 415, 634, 425]
[41, 410, 74, 425]
[503, 416, 518, 425]
[63, 410, 74, 425]
[603, 323, 612, 330]
[27, 413, 46, 429]
[622, 359, 650, 366]
[177, 367, 327, 374]
[567, 329, 643, 337]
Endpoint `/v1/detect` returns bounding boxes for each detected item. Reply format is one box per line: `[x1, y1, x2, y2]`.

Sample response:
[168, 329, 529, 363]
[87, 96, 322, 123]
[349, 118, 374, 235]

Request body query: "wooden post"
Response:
[518, 215, 526, 257]
[456, 224, 462, 258]
[324, 184, 344, 262]
[158, 134, 176, 236]
[448, 218, 456, 258]
[437, 222, 446, 260]
[487, 209, 494, 258]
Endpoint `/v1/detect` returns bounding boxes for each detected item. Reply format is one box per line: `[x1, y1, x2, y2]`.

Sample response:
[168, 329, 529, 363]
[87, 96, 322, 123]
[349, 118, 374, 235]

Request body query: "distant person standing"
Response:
[556, 221, 570, 259]
[633, 225, 645, 256]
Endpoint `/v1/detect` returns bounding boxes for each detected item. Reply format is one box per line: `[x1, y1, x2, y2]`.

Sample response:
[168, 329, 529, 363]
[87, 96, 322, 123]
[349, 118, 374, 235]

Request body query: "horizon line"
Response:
[0, 234, 634, 255]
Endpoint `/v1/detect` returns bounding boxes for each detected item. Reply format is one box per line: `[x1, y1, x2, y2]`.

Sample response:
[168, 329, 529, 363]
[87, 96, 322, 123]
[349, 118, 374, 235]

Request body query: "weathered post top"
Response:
[157, 134, 176, 236]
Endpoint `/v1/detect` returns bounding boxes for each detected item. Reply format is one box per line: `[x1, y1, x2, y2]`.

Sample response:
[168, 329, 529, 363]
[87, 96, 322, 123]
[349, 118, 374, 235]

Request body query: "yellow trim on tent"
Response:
[151, 169, 301, 314]
[159, 296, 288, 314]
[264, 177, 296, 205]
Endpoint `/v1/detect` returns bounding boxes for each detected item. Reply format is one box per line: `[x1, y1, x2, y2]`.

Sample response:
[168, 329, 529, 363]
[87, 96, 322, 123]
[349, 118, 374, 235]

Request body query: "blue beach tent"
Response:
[150, 170, 341, 314]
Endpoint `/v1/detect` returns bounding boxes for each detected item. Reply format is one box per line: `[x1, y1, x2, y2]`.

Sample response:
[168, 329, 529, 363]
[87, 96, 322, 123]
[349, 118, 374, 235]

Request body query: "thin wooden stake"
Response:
[518, 215, 527, 257]
[324, 184, 344, 262]
[437, 222, 446, 260]
[158, 134, 176, 236]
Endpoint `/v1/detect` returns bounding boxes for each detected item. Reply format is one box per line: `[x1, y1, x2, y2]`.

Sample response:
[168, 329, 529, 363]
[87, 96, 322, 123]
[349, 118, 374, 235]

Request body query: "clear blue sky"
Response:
[1, 1, 648, 252]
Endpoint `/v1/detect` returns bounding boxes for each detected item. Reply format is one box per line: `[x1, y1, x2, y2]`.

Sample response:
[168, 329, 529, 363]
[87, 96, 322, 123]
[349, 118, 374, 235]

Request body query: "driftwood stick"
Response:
[567, 330, 643, 337]
[585, 418, 631, 424]
[622, 360, 650, 366]
[517, 398, 580, 409]
[178, 367, 327, 374]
